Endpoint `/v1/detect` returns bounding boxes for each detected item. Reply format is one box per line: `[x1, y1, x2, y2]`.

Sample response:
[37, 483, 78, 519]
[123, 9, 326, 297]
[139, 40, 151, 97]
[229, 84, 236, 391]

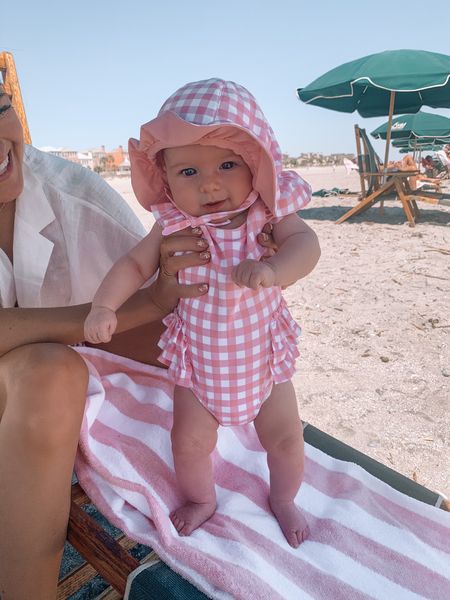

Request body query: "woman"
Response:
[0, 86, 213, 599]
[0, 86, 278, 599]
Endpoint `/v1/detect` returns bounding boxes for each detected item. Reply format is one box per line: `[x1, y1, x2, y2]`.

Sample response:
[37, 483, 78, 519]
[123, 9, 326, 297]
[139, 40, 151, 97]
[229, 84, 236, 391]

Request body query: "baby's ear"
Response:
[155, 150, 166, 173]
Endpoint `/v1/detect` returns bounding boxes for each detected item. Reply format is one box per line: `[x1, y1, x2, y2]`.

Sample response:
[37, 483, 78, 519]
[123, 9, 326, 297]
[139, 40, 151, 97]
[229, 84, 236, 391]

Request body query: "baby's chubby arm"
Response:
[84, 223, 163, 343]
[232, 214, 320, 290]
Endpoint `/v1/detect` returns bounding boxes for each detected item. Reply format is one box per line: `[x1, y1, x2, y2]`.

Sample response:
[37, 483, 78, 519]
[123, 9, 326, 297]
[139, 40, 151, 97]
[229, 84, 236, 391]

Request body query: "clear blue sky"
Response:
[3, 0, 450, 157]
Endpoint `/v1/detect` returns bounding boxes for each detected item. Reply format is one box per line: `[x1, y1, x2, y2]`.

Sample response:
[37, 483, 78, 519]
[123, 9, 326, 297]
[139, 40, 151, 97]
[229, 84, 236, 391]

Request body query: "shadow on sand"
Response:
[300, 201, 450, 227]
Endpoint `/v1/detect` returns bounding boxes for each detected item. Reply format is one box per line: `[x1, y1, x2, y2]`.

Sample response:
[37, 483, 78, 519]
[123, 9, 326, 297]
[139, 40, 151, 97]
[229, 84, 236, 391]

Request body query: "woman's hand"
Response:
[146, 227, 210, 317]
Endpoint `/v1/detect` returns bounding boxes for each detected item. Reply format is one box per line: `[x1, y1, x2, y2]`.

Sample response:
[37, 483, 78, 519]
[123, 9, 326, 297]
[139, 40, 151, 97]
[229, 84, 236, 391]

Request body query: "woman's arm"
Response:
[0, 228, 210, 358]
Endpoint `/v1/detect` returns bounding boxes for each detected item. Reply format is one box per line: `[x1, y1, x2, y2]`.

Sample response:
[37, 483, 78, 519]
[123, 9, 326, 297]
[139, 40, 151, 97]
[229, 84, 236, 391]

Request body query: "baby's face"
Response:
[163, 144, 253, 217]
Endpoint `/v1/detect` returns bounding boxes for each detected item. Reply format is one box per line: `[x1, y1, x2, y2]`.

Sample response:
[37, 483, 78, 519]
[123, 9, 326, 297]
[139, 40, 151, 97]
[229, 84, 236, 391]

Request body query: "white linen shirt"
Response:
[0, 145, 145, 308]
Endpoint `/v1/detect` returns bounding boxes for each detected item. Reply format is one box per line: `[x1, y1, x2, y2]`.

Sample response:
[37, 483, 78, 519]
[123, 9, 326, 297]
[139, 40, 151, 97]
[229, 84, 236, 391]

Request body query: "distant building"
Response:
[77, 151, 94, 170]
[40, 146, 80, 164]
[105, 145, 131, 174]
[117, 156, 131, 173]
[89, 145, 110, 171]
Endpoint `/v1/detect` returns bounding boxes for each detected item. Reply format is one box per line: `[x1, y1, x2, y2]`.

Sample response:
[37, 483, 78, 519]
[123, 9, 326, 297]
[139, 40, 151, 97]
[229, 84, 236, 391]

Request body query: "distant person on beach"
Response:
[0, 82, 280, 599]
[387, 154, 441, 190]
[421, 154, 436, 177]
[84, 78, 320, 547]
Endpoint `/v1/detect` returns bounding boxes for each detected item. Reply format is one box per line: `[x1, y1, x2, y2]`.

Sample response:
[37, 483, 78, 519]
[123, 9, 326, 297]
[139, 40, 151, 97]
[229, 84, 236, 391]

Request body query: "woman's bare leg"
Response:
[254, 381, 309, 548]
[170, 386, 219, 536]
[0, 343, 88, 600]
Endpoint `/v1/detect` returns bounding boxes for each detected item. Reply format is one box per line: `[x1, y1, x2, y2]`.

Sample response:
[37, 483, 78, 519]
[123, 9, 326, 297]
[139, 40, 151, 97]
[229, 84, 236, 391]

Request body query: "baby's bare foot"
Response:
[270, 499, 310, 548]
[170, 500, 217, 536]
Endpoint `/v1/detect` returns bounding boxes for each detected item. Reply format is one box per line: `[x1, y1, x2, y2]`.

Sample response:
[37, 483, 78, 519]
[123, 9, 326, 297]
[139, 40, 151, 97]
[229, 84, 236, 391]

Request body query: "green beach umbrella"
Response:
[297, 49, 450, 165]
[371, 111, 450, 141]
[392, 137, 445, 148]
[399, 144, 441, 153]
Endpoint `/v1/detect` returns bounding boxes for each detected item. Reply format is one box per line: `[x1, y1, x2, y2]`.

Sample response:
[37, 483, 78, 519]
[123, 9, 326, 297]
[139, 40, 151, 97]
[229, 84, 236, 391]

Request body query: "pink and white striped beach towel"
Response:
[75, 347, 450, 600]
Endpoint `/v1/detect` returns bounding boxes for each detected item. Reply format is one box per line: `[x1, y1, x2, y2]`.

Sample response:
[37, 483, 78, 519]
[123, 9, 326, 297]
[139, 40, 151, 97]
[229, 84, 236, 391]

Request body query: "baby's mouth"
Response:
[204, 199, 227, 211]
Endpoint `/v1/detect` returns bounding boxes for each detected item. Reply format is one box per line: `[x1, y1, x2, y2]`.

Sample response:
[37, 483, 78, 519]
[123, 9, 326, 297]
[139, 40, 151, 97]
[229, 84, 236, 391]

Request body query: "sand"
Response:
[107, 167, 450, 497]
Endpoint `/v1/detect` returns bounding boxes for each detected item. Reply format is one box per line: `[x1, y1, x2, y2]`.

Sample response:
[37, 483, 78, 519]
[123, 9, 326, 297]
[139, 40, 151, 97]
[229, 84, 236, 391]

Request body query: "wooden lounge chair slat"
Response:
[58, 532, 147, 598]
[71, 482, 90, 505]
[67, 501, 140, 594]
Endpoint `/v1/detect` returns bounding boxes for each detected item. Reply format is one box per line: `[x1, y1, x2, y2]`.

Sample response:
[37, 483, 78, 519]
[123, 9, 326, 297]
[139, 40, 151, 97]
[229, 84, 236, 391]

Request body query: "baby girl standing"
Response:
[84, 78, 320, 547]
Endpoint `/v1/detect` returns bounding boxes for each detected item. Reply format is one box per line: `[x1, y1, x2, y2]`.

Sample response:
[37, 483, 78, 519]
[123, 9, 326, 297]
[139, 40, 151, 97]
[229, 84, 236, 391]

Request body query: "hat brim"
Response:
[129, 112, 277, 213]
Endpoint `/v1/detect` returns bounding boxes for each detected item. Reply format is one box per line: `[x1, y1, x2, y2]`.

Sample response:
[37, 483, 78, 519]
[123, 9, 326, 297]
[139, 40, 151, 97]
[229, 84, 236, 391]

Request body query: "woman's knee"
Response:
[1, 344, 88, 448]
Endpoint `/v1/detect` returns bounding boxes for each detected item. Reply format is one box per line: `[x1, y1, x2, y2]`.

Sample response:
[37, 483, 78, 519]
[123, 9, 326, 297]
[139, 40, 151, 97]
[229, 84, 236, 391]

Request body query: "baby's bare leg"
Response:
[254, 381, 309, 548]
[170, 386, 219, 536]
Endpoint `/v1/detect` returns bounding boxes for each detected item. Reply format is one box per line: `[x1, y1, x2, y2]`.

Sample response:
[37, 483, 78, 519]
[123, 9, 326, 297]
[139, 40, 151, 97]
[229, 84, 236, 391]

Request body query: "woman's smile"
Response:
[0, 151, 12, 181]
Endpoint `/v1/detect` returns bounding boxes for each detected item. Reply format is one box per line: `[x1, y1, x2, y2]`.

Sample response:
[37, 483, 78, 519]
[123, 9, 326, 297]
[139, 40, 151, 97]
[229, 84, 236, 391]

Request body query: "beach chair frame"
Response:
[336, 125, 450, 226]
[336, 125, 421, 226]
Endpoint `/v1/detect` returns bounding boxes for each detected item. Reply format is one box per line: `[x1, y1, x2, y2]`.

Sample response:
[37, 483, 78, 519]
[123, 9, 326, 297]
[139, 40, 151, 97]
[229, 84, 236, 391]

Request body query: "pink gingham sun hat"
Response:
[129, 78, 311, 216]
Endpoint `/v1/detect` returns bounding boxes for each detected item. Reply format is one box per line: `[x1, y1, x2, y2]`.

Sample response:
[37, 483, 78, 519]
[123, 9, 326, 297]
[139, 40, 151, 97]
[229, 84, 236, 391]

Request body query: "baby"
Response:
[84, 79, 320, 548]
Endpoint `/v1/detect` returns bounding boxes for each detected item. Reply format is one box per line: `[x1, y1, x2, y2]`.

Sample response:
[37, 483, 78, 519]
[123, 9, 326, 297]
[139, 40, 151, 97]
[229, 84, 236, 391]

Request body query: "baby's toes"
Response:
[296, 524, 310, 546]
[170, 512, 184, 533]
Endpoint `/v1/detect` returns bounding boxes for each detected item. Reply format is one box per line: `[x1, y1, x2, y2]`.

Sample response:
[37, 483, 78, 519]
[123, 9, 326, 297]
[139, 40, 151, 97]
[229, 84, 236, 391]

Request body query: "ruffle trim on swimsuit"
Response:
[269, 300, 301, 383]
[158, 311, 192, 387]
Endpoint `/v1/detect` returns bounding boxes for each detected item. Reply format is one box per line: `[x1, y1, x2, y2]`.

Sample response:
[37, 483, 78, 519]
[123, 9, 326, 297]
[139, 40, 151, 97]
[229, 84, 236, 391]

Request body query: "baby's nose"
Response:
[200, 175, 221, 193]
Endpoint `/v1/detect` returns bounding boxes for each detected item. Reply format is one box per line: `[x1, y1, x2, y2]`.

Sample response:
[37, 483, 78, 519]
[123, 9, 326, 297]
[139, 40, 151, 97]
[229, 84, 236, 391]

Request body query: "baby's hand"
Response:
[232, 259, 277, 290]
[84, 306, 118, 344]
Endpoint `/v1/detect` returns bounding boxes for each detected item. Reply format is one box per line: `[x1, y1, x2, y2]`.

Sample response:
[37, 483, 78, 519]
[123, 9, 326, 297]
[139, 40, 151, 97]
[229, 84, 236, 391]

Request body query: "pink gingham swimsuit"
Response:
[128, 78, 312, 426]
[152, 193, 304, 426]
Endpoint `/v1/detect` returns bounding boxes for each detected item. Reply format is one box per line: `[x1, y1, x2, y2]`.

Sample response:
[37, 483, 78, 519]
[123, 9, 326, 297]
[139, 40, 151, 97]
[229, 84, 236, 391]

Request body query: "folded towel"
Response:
[75, 347, 450, 600]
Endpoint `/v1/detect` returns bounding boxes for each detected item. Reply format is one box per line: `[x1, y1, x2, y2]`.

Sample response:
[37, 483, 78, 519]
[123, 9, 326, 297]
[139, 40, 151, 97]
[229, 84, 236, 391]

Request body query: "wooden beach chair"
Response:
[336, 125, 421, 226]
[336, 125, 450, 226]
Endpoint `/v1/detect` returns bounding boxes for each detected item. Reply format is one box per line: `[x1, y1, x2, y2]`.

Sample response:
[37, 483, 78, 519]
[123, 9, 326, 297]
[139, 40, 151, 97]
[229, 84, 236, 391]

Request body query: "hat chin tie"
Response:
[161, 190, 259, 235]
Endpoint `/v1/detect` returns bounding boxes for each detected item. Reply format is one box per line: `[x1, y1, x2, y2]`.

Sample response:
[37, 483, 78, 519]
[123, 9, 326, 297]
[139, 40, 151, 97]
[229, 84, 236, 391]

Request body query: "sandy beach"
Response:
[107, 167, 450, 497]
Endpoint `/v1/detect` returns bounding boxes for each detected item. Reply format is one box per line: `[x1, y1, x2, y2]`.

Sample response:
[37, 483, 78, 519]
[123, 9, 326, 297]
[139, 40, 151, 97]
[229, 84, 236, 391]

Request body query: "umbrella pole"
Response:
[383, 91, 396, 169]
[380, 91, 396, 214]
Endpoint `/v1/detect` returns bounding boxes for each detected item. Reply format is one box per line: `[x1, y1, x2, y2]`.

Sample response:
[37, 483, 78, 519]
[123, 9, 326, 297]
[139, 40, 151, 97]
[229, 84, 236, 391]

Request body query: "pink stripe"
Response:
[77, 423, 178, 543]
[214, 453, 270, 512]
[77, 426, 287, 600]
[213, 451, 450, 598]
[308, 514, 450, 598]
[305, 456, 450, 553]
[77, 347, 174, 397]
[232, 424, 265, 452]
[204, 514, 371, 600]
[105, 382, 173, 430]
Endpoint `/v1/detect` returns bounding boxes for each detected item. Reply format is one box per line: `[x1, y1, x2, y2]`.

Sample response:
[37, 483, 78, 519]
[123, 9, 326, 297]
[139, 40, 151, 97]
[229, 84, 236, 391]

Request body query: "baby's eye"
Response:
[181, 167, 197, 177]
[221, 161, 236, 170]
